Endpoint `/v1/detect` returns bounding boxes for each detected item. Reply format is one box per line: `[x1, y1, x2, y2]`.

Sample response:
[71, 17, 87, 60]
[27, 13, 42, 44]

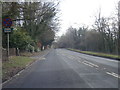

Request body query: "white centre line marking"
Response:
[84, 61, 99, 68]
[106, 72, 120, 78]
[82, 61, 94, 67]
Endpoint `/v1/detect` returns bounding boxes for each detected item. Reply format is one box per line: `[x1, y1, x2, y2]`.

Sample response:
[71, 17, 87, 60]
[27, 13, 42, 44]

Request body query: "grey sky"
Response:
[56, 0, 119, 36]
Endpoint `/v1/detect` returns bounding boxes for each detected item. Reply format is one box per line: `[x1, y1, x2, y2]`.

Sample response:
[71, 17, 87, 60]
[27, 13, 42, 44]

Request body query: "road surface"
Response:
[3, 49, 119, 88]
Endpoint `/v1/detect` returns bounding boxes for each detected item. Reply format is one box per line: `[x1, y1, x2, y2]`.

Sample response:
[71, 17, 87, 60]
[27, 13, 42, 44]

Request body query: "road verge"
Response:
[67, 48, 120, 60]
[2, 49, 50, 83]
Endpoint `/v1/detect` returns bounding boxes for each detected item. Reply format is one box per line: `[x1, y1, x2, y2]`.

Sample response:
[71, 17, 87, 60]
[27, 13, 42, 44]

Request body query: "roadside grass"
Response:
[2, 56, 36, 82]
[20, 51, 44, 57]
[67, 48, 120, 60]
[20, 52, 33, 57]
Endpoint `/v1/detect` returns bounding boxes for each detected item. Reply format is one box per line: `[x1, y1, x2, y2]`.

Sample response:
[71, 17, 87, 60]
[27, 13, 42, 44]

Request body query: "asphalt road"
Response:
[3, 49, 119, 88]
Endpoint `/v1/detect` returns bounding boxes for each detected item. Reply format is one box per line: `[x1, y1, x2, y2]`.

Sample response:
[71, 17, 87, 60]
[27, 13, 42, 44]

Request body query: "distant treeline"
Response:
[57, 13, 119, 55]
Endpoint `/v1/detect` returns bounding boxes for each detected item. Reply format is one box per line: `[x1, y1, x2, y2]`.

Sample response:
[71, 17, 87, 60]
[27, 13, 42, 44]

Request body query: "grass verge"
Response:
[67, 48, 120, 60]
[2, 56, 36, 82]
[20, 51, 47, 57]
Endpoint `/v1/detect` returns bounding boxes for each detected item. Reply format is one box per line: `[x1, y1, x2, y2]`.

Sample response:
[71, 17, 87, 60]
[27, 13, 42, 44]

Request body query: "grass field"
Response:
[67, 48, 120, 60]
[2, 56, 35, 82]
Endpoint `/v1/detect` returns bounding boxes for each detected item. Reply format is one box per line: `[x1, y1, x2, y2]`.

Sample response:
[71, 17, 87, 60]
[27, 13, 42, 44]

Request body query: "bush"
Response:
[10, 27, 34, 50]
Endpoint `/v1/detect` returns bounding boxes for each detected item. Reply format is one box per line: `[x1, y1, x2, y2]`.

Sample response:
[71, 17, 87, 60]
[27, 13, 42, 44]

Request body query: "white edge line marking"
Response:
[42, 58, 46, 60]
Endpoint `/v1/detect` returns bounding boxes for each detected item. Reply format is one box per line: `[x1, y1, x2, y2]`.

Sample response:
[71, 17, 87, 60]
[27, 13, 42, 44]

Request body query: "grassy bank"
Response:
[67, 48, 120, 60]
[2, 56, 36, 82]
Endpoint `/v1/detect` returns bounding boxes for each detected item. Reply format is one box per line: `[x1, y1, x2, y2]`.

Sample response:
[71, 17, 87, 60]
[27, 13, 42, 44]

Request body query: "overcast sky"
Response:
[56, 0, 119, 36]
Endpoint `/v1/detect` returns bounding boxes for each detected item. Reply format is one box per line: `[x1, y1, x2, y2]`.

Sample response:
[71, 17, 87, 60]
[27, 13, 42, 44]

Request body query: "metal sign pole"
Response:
[2, 17, 13, 60]
[7, 33, 9, 59]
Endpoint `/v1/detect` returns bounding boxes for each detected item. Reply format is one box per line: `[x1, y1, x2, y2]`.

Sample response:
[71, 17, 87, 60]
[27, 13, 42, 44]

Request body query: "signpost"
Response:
[3, 28, 13, 33]
[2, 17, 13, 59]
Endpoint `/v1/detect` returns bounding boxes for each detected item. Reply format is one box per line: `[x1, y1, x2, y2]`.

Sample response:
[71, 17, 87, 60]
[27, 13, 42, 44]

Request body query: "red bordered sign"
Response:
[2, 17, 13, 28]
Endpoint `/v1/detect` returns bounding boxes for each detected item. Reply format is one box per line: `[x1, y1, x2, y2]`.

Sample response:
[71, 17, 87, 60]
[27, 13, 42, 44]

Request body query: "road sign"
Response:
[2, 17, 13, 59]
[3, 28, 13, 33]
[2, 17, 13, 28]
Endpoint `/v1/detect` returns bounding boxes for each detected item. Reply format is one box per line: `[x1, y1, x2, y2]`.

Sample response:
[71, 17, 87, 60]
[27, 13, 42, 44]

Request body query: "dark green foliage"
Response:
[9, 28, 33, 50]
[2, 1, 59, 50]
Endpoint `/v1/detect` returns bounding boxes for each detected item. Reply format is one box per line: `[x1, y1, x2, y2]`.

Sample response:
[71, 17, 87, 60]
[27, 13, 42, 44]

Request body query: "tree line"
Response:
[57, 12, 119, 55]
[2, 1, 59, 52]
